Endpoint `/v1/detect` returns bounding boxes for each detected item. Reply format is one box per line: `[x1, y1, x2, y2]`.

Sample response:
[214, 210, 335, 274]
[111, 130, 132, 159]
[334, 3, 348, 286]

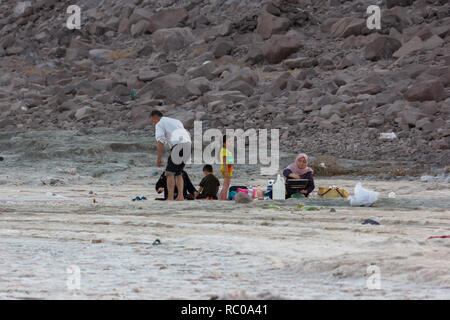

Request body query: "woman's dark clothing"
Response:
[282, 169, 315, 198]
[155, 170, 197, 200]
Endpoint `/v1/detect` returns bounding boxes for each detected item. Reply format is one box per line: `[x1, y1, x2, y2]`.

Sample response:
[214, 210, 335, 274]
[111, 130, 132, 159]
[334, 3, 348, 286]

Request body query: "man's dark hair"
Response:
[150, 110, 163, 118]
[203, 164, 213, 173]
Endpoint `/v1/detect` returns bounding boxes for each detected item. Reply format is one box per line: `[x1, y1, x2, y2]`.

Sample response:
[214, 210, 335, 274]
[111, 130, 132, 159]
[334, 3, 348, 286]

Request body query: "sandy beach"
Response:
[1, 176, 449, 300]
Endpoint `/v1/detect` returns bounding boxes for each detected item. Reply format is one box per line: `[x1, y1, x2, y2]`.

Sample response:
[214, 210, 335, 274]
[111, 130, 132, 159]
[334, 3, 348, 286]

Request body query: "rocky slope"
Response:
[0, 0, 449, 165]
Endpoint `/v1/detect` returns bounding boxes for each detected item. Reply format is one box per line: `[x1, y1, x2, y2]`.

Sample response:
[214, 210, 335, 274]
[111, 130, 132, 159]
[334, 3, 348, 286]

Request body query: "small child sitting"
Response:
[195, 164, 220, 200]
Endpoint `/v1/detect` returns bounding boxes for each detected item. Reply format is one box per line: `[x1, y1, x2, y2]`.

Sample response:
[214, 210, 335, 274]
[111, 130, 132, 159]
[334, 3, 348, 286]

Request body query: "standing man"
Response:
[150, 110, 191, 201]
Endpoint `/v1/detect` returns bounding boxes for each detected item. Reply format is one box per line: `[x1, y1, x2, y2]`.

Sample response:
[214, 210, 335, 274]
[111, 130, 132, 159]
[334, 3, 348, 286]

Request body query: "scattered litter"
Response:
[420, 175, 435, 182]
[349, 182, 379, 207]
[388, 192, 396, 198]
[91, 239, 103, 244]
[379, 132, 397, 140]
[0, 156, 4, 161]
[318, 186, 349, 198]
[93, 198, 99, 204]
[306, 206, 320, 211]
[427, 235, 449, 240]
[330, 208, 336, 213]
[292, 193, 305, 198]
[362, 219, 380, 225]
[89, 191, 94, 195]
[132, 196, 148, 201]
[152, 239, 161, 246]
[297, 204, 304, 209]
[46, 192, 68, 199]
[263, 205, 280, 209]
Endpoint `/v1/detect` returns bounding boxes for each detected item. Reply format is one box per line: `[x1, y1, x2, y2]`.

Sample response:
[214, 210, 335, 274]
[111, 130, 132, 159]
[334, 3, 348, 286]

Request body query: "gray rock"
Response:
[262, 32, 303, 64]
[189, 77, 212, 93]
[147, 74, 191, 104]
[213, 41, 233, 58]
[330, 18, 366, 38]
[138, 69, 161, 82]
[89, 49, 113, 60]
[268, 72, 296, 96]
[130, 20, 149, 37]
[186, 61, 217, 80]
[75, 106, 94, 121]
[283, 57, 317, 69]
[404, 79, 446, 102]
[393, 36, 424, 58]
[364, 35, 401, 61]
[153, 27, 194, 52]
[218, 67, 259, 95]
[256, 12, 290, 40]
[147, 8, 189, 33]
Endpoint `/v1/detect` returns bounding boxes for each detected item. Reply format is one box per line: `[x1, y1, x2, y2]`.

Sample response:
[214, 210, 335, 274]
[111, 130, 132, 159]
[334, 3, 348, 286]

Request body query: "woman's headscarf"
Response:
[286, 153, 313, 176]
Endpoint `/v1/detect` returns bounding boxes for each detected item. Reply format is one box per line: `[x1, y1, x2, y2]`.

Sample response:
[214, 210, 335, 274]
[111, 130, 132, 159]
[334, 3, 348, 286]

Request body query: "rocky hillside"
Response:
[0, 0, 449, 165]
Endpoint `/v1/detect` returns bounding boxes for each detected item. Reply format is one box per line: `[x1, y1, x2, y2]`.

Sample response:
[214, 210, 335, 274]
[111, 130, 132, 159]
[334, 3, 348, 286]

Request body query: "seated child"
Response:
[195, 164, 220, 200]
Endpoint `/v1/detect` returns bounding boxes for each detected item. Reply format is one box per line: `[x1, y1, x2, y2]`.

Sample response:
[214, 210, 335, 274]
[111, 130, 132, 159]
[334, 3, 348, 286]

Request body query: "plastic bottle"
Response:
[257, 185, 264, 200]
[267, 180, 274, 199]
[272, 174, 285, 200]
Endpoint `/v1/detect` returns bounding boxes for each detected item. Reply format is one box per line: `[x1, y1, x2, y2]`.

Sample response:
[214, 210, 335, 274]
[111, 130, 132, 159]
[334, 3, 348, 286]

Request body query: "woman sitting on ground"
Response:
[283, 153, 315, 198]
[155, 170, 197, 200]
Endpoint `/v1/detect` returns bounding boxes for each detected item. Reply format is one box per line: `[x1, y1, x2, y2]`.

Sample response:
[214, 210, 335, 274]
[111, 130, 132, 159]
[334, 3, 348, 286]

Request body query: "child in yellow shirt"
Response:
[219, 135, 233, 200]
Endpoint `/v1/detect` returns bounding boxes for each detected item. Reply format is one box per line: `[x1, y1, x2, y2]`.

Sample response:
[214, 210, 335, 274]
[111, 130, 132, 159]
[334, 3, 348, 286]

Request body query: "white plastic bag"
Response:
[349, 182, 379, 207]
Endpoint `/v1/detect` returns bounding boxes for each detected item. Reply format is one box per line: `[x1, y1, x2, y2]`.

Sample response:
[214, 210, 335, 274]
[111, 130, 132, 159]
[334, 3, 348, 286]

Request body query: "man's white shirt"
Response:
[155, 116, 191, 148]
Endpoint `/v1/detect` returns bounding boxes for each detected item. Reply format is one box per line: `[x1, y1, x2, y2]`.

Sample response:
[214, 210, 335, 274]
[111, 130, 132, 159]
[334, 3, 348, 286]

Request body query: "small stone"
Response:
[362, 219, 380, 225]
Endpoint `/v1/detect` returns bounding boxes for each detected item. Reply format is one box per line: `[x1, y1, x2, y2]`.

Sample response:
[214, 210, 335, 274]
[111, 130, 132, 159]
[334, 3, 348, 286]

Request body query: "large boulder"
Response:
[364, 35, 402, 61]
[218, 67, 259, 96]
[337, 74, 385, 96]
[186, 61, 217, 80]
[189, 77, 212, 94]
[147, 8, 189, 33]
[404, 79, 446, 102]
[147, 74, 191, 104]
[423, 35, 444, 51]
[330, 18, 366, 38]
[393, 36, 424, 58]
[256, 12, 290, 39]
[262, 32, 303, 64]
[213, 41, 233, 58]
[153, 27, 194, 51]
